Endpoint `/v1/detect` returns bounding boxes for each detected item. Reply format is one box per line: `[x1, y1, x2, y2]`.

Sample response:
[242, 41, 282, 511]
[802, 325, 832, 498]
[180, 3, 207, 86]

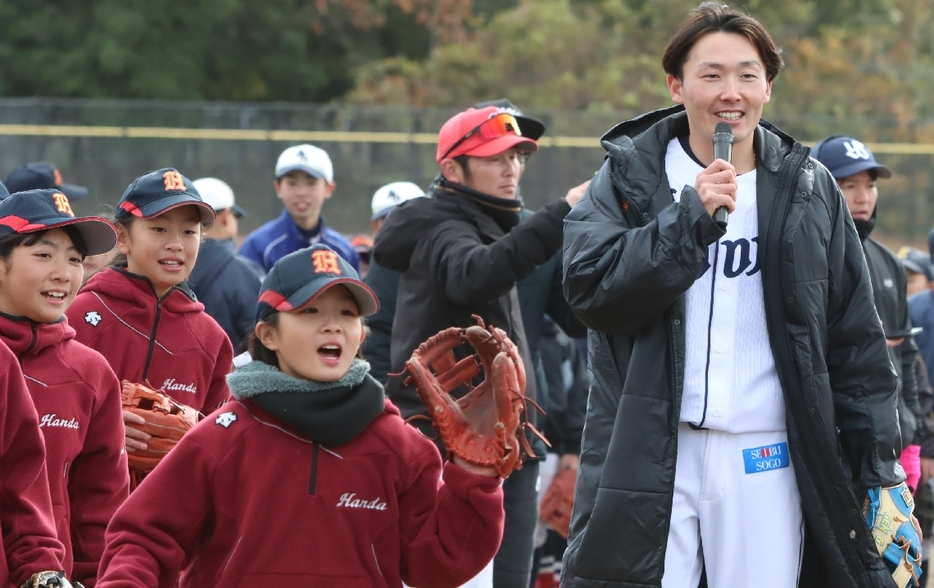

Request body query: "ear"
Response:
[255, 320, 281, 352]
[439, 159, 464, 184]
[667, 74, 684, 104]
[764, 78, 773, 104]
[323, 181, 336, 201]
[115, 223, 132, 255]
[274, 179, 284, 201]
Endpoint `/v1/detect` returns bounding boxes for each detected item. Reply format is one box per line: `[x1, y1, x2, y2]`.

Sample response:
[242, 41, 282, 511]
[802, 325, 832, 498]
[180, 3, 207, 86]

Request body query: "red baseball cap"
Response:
[436, 106, 539, 163]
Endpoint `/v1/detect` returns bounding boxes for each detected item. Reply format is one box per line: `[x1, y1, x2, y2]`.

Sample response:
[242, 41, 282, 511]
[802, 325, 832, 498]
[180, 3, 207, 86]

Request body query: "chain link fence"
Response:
[0, 98, 931, 249]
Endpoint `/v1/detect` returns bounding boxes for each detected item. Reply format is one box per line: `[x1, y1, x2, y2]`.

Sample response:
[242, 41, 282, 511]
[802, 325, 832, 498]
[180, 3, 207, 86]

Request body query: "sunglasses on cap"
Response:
[440, 112, 523, 161]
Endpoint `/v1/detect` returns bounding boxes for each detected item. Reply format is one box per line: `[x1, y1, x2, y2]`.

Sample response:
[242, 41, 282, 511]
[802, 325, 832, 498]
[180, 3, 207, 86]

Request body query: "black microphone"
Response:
[712, 122, 734, 230]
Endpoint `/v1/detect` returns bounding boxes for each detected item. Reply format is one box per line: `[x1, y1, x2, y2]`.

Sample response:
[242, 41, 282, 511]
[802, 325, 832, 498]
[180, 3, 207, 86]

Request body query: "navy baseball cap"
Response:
[256, 244, 379, 322]
[473, 98, 546, 141]
[116, 168, 215, 223]
[5, 162, 88, 201]
[900, 246, 934, 282]
[812, 136, 893, 180]
[0, 189, 116, 255]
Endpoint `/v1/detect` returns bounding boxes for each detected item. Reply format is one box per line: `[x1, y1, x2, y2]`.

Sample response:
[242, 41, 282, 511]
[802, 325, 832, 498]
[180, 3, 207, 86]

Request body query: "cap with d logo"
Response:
[116, 168, 215, 223]
[0, 189, 116, 255]
[256, 244, 379, 322]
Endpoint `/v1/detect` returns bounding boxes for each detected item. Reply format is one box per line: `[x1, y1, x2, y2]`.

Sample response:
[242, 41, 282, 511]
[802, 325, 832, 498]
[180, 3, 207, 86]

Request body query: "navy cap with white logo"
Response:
[256, 244, 379, 322]
[0, 189, 117, 255]
[116, 168, 215, 223]
[812, 136, 893, 180]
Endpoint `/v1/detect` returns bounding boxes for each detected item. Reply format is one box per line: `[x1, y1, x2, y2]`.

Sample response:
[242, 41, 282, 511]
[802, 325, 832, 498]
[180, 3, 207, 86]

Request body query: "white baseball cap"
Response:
[192, 177, 246, 218]
[275, 144, 333, 183]
[371, 181, 425, 221]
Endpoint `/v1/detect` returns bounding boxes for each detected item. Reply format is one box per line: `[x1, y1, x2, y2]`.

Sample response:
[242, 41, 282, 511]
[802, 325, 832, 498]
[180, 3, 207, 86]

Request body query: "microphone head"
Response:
[713, 122, 734, 143]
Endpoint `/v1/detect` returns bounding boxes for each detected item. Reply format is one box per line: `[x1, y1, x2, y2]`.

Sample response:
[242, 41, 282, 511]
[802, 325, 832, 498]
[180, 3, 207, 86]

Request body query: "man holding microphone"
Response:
[561, 2, 918, 587]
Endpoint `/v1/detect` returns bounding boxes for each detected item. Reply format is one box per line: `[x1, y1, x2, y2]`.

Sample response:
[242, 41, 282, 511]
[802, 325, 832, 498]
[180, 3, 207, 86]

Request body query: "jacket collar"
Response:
[80, 266, 200, 310]
[599, 106, 802, 217]
[0, 311, 72, 357]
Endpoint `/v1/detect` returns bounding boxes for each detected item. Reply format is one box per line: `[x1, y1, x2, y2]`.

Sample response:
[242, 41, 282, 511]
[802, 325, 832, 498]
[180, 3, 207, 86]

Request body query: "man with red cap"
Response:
[373, 105, 583, 588]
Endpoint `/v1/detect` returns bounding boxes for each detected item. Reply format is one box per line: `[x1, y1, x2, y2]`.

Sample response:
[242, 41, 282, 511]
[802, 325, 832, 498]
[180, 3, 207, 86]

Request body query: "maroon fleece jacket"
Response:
[1, 312, 129, 587]
[66, 267, 233, 413]
[97, 399, 504, 588]
[0, 340, 66, 586]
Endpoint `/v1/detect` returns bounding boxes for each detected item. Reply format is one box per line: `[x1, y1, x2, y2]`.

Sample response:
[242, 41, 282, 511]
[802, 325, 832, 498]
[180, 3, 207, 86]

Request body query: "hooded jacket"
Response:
[0, 313, 129, 587]
[372, 179, 570, 422]
[0, 341, 67, 587]
[561, 107, 902, 588]
[65, 267, 233, 413]
[97, 359, 504, 588]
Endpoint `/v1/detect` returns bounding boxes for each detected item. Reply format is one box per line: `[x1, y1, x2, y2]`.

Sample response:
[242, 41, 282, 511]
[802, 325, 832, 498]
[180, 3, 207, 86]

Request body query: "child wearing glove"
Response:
[97, 244, 504, 588]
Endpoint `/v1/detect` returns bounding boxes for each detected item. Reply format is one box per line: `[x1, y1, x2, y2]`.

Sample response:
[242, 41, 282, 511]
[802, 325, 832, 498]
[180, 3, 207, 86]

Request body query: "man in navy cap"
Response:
[814, 135, 924, 492]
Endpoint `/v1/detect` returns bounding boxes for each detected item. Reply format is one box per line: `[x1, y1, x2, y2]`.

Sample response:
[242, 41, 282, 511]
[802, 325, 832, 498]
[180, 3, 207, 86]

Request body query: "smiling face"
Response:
[275, 171, 335, 231]
[0, 228, 85, 322]
[118, 205, 202, 298]
[257, 285, 365, 383]
[838, 170, 879, 221]
[667, 31, 772, 165]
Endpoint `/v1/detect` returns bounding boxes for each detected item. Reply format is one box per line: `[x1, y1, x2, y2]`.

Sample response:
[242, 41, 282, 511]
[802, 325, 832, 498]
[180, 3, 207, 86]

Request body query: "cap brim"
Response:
[514, 115, 545, 141]
[276, 165, 328, 182]
[42, 217, 117, 257]
[59, 183, 88, 202]
[902, 259, 924, 274]
[458, 135, 539, 159]
[830, 161, 893, 180]
[285, 278, 379, 317]
[371, 206, 393, 222]
[119, 194, 216, 223]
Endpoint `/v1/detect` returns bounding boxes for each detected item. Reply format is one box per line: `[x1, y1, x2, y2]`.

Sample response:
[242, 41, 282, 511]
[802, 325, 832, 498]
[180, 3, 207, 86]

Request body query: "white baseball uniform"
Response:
[660, 137, 804, 588]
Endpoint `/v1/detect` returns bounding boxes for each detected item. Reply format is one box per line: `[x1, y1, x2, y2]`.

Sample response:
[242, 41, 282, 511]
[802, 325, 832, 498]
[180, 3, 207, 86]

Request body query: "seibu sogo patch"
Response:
[742, 442, 789, 474]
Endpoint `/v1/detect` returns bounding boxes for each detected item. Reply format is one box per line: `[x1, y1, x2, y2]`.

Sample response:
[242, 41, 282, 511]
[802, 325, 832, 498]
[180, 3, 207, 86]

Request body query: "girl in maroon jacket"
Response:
[0, 189, 129, 587]
[97, 244, 505, 588]
[65, 169, 234, 461]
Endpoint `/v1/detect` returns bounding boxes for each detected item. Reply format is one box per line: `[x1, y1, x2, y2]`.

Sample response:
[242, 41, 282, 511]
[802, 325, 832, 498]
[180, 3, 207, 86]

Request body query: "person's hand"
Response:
[921, 457, 934, 485]
[123, 409, 150, 452]
[694, 159, 737, 219]
[886, 337, 905, 348]
[452, 455, 499, 477]
[565, 180, 591, 208]
[559, 453, 580, 471]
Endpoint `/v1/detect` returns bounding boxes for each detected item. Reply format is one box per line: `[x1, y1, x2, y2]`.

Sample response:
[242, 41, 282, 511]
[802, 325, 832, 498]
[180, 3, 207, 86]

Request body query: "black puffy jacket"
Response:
[561, 106, 902, 588]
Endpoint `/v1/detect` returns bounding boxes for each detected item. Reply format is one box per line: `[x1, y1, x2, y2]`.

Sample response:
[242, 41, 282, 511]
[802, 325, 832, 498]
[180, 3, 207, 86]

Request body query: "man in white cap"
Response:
[189, 177, 265, 351]
[361, 181, 425, 382]
[370, 181, 425, 234]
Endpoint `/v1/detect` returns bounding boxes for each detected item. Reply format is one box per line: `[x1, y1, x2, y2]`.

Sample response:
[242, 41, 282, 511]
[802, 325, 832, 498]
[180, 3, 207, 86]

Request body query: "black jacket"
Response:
[561, 107, 902, 588]
[861, 237, 922, 448]
[372, 180, 569, 421]
[188, 239, 265, 352]
[361, 259, 398, 384]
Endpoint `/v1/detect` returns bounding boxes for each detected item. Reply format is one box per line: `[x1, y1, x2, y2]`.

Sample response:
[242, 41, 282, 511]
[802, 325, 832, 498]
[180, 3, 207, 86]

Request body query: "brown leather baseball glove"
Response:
[121, 381, 200, 478]
[539, 468, 577, 539]
[404, 315, 547, 477]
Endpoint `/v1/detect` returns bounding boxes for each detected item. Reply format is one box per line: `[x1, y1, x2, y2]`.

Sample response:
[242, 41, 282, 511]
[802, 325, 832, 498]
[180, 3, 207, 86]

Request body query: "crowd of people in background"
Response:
[0, 2, 930, 588]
